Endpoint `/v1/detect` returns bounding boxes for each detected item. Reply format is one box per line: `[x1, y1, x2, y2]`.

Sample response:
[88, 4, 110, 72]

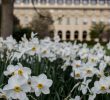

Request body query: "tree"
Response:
[89, 22, 106, 40]
[0, 0, 14, 39]
[31, 10, 54, 39]
[0, 4, 1, 34]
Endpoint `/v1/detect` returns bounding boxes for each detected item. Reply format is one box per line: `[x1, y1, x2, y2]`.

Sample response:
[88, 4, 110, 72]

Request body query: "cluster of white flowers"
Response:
[1, 33, 110, 100]
[0, 63, 53, 100]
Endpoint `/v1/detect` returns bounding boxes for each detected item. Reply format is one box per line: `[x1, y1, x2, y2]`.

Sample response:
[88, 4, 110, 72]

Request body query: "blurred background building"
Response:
[14, 0, 110, 41]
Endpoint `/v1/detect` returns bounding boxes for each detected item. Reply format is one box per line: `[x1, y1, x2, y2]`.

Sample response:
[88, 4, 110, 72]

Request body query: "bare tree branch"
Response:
[31, 0, 65, 23]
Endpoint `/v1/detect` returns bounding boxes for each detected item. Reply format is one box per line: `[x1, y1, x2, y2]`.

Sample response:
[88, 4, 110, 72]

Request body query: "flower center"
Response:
[1, 94, 7, 99]
[76, 64, 80, 67]
[32, 47, 36, 51]
[37, 84, 43, 89]
[14, 86, 21, 92]
[91, 58, 95, 62]
[75, 73, 80, 77]
[18, 69, 23, 76]
[28, 81, 31, 85]
[43, 50, 47, 54]
[100, 86, 106, 91]
[86, 69, 92, 74]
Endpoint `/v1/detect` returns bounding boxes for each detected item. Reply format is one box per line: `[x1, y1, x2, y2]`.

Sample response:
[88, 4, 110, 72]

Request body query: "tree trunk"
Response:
[1, 0, 14, 39]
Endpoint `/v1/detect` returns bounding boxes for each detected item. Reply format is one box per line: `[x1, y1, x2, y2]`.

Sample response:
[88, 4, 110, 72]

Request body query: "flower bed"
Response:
[0, 33, 110, 100]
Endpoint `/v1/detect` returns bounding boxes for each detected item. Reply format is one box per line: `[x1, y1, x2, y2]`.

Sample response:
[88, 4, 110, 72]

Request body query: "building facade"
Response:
[14, 0, 110, 41]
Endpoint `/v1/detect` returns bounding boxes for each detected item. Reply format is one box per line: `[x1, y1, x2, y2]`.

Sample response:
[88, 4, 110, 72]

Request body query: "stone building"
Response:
[14, 0, 110, 41]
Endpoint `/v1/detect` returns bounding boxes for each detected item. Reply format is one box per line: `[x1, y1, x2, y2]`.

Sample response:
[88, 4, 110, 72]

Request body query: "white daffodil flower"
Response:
[71, 68, 84, 80]
[4, 65, 17, 76]
[4, 63, 31, 80]
[31, 73, 53, 96]
[91, 78, 108, 94]
[3, 76, 30, 100]
[82, 65, 97, 78]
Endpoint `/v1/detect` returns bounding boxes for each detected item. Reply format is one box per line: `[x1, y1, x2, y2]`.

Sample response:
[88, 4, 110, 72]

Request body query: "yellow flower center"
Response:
[32, 47, 36, 51]
[76, 64, 80, 67]
[37, 84, 43, 89]
[86, 69, 92, 74]
[14, 86, 21, 92]
[28, 81, 31, 85]
[76, 64, 80, 68]
[1, 94, 7, 99]
[75, 73, 80, 77]
[91, 58, 95, 62]
[43, 50, 47, 54]
[18, 69, 23, 76]
[100, 86, 106, 91]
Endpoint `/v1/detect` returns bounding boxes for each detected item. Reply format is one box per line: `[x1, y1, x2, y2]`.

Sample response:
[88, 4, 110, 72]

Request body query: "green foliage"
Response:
[89, 22, 106, 40]
[31, 10, 54, 39]
[13, 27, 32, 42]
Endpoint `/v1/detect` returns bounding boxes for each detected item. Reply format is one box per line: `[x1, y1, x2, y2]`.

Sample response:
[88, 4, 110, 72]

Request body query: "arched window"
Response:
[74, 31, 79, 40]
[57, 0, 64, 4]
[49, 31, 54, 38]
[91, 0, 97, 5]
[82, 0, 89, 5]
[99, 0, 105, 5]
[83, 31, 87, 40]
[74, 0, 80, 4]
[65, 0, 72, 4]
[40, 0, 47, 4]
[48, 0, 55, 4]
[66, 31, 71, 40]
[58, 31, 62, 39]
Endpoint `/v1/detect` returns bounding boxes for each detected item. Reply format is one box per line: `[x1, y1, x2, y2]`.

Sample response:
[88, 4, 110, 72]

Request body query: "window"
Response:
[99, 0, 105, 5]
[58, 18, 62, 25]
[32, 0, 39, 4]
[58, 31, 62, 39]
[108, 19, 110, 24]
[92, 19, 96, 24]
[107, 0, 110, 5]
[74, 0, 80, 4]
[90, 0, 97, 5]
[82, 0, 89, 5]
[66, 31, 71, 40]
[83, 18, 88, 25]
[40, 0, 47, 4]
[49, 31, 54, 38]
[83, 31, 87, 40]
[57, 0, 64, 4]
[74, 31, 79, 40]
[67, 17, 70, 25]
[24, 16, 29, 26]
[48, 0, 55, 4]
[100, 19, 104, 23]
[23, 0, 30, 4]
[15, 0, 21, 4]
[65, 0, 72, 5]
[75, 17, 78, 25]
